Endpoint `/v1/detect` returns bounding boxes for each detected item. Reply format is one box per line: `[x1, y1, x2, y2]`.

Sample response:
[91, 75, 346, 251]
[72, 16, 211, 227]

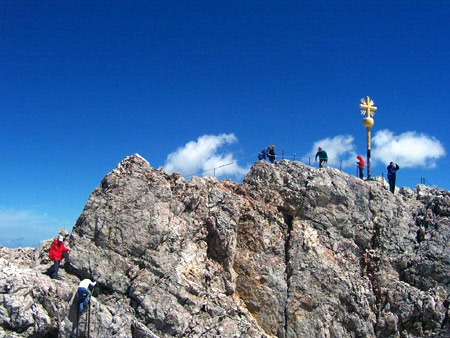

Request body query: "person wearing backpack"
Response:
[48, 235, 70, 279]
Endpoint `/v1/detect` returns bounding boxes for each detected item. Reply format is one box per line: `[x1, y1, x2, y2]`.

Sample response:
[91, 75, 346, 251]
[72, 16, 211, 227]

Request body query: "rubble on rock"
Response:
[1, 154, 449, 337]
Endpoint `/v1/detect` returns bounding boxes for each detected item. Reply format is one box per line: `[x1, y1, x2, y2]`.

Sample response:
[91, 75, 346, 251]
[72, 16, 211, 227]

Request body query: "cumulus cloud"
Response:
[372, 130, 446, 168]
[302, 135, 357, 168]
[164, 133, 248, 178]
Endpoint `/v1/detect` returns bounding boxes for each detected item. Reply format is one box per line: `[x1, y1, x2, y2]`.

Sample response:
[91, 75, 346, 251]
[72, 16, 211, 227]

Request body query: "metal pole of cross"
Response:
[360, 96, 377, 180]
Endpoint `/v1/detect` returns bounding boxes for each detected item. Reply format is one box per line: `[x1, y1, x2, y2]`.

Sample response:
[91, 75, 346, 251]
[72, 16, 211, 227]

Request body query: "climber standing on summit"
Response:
[315, 147, 328, 168]
[387, 162, 400, 194]
[268, 145, 276, 164]
[48, 234, 70, 279]
[356, 155, 365, 179]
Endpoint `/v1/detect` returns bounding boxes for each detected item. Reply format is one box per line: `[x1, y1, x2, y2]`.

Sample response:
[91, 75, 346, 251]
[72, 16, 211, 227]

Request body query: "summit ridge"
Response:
[1, 154, 449, 337]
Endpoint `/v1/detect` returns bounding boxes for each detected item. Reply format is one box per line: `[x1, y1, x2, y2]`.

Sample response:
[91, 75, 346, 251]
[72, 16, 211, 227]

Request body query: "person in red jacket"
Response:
[49, 235, 70, 279]
[356, 155, 365, 179]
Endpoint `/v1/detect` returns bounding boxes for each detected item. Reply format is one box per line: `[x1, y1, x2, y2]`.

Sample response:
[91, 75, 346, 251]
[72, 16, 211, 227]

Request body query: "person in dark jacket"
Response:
[356, 155, 365, 179]
[387, 162, 400, 193]
[315, 147, 328, 168]
[268, 145, 276, 164]
[49, 235, 70, 279]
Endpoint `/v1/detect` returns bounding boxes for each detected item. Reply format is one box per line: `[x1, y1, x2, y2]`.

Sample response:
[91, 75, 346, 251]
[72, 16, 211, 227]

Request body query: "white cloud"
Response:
[372, 130, 446, 168]
[302, 135, 357, 168]
[164, 133, 248, 178]
[303, 131, 446, 170]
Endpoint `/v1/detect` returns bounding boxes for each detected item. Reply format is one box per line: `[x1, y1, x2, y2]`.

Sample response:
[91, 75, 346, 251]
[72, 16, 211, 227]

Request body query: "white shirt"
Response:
[79, 279, 96, 289]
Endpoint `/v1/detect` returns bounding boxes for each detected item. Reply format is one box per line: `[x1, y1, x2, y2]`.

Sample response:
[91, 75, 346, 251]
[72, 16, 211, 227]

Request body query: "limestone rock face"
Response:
[1, 154, 449, 337]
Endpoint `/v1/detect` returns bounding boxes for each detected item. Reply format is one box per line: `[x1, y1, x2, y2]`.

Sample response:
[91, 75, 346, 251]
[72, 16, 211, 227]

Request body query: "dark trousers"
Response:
[319, 160, 327, 168]
[51, 260, 60, 278]
[50, 252, 70, 278]
[358, 167, 364, 179]
[77, 288, 90, 312]
[389, 177, 396, 193]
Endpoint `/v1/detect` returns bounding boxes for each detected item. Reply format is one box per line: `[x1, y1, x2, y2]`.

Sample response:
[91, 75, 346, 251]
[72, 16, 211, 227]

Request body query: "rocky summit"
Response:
[1, 154, 449, 338]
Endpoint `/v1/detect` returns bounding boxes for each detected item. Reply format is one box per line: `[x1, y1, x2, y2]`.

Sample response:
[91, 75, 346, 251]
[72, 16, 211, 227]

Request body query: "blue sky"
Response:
[1, 1, 449, 247]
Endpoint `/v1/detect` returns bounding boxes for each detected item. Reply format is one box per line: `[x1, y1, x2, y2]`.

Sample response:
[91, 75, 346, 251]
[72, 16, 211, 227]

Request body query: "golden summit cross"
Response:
[359, 96, 377, 118]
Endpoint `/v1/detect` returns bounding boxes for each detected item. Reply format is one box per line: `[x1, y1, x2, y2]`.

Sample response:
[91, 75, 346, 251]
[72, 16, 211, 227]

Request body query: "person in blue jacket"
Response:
[387, 162, 400, 193]
[258, 147, 269, 161]
[258, 145, 276, 163]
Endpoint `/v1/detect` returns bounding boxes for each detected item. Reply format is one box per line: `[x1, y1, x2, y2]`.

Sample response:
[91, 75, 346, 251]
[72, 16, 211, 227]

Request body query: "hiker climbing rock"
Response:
[315, 147, 328, 168]
[356, 155, 365, 179]
[387, 162, 400, 193]
[48, 234, 70, 279]
[77, 279, 96, 313]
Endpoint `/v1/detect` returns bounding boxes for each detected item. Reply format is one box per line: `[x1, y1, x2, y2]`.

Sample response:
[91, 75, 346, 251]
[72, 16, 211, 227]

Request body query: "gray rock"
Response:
[0, 154, 449, 337]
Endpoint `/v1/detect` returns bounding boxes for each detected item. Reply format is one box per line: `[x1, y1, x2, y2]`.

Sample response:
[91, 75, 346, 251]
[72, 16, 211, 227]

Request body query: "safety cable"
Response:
[180, 150, 435, 187]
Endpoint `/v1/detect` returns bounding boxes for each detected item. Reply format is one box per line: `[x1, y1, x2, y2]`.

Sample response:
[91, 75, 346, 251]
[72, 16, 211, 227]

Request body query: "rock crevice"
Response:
[1, 155, 449, 337]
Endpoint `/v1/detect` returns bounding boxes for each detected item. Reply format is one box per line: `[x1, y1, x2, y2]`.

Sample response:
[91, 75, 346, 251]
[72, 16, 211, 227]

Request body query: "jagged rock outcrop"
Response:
[1, 154, 449, 337]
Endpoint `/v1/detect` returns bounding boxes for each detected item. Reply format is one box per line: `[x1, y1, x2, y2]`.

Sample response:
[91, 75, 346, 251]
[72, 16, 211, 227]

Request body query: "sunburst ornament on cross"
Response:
[361, 96, 376, 130]
[360, 96, 377, 118]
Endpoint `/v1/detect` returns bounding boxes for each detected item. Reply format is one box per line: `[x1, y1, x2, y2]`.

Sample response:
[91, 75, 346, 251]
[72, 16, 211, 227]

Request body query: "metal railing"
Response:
[182, 150, 429, 187]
